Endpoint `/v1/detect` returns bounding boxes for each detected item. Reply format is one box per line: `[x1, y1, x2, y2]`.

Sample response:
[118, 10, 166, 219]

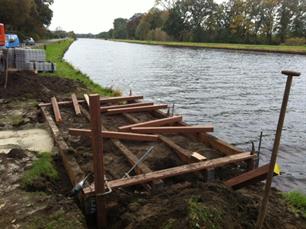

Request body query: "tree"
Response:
[113, 18, 128, 39]
[127, 13, 143, 39]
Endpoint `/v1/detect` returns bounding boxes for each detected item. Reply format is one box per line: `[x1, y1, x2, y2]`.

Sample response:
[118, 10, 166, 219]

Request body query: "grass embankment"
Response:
[113, 39, 306, 55]
[43, 39, 120, 96]
[283, 192, 306, 218]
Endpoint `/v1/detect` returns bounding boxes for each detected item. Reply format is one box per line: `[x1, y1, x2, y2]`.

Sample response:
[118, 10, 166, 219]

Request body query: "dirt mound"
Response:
[0, 71, 87, 102]
[114, 182, 305, 229]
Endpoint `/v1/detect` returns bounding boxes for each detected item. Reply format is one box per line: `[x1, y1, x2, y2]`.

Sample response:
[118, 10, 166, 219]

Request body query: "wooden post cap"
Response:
[281, 70, 301, 77]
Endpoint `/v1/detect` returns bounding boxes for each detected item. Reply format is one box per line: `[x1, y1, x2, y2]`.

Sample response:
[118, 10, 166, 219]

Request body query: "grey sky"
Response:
[50, 0, 224, 34]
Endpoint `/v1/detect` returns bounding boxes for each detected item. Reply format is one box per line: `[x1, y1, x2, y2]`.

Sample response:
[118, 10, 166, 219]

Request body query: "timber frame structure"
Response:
[40, 94, 257, 228]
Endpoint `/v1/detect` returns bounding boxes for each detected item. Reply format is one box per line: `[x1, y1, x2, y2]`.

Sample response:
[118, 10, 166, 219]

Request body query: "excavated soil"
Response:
[0, 71, 87, 101]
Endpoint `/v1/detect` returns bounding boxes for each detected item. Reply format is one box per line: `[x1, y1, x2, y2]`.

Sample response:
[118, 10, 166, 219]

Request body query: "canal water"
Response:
[65, 38, 306, 193]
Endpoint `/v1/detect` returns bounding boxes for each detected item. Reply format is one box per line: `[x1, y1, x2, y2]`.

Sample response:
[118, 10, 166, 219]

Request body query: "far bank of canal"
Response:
[64, 38, 306, 193]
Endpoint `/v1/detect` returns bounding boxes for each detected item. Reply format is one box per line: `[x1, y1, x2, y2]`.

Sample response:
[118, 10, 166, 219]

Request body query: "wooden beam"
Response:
[153, 110, 244, 156]
[118, 116, 183, 131]
[191, 152, 207, 161]
[224, 164, 271, 190]
[39, 95, 144, 107]
[40, 107, 84, 186]
[131, 125, 214, 134]
[69, 128, 159, 142]
[89, 95, 107, 227]
[71, 93, 81, 115]
[107, 104, 168, 115]
[101, 102, 154, 112]
[83, 152, 255, 194]
[84, 94, 90, 107]
[51, 97, 62, 123]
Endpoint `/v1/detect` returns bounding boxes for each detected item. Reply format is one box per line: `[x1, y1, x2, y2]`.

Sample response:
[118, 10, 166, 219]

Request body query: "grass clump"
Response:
[113, 39, 306, 55]
[42, 39, 121, 97]
[27, 209, 85, 229]
[283, 191, 306, 217]
[22, 152, 58, 190]
[187, 196, 222, 229]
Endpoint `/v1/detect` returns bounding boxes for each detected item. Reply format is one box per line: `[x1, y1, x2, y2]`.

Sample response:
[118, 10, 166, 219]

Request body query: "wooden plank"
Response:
[40, 107, 84, 186]
[51, 97, 62, 123]
[88, 95, 107, 227]
[69, 128, 159, 142]
[83, 152, 255, 194]
[107, 104, 168, 115]
[84, 94, 90, 107]
[101, 102, 154, 112]
[71, 93, 81, 115]
[118, 116, 183, 131]
[39, 95, 145, 107]
[191, 152, 207, 161]
[131, 125, 214, 134]
[224, 164, 270, 189]
[153, 110, 244, 156]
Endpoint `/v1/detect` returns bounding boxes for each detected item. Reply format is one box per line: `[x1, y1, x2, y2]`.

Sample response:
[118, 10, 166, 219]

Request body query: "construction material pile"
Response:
[1, 48, 56, 72]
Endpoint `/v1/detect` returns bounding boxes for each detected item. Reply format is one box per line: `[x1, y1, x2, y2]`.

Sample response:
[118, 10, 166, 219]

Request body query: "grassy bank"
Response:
[43, 39, 120, 96]
[113, 39, 306, 55]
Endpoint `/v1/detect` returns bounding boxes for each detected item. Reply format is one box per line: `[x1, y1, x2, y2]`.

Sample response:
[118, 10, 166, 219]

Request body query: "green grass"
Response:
[21, 152, 59, 189]
[283, 191, 306, 217]
[187, 196, 223, 229]
[42, 39, 121, 96]
[113, 39, 306, 55]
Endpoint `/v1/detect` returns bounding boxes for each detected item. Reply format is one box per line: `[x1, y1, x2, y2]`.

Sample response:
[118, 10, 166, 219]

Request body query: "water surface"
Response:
[65, 39, 306, 193]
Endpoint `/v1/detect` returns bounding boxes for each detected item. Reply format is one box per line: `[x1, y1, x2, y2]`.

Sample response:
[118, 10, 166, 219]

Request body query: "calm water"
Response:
[65, 38, 306, 193]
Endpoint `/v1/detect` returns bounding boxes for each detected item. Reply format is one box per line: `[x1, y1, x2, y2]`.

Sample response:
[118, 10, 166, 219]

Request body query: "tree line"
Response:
[0, 0, 57, 40]
[98, 0, 306, 45]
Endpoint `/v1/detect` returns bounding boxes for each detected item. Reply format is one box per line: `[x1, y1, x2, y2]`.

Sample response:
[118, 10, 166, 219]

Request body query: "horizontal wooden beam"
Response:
[39, 95, 144, 107]
[83, 152, 255, 194]
[101, 102, 154, 112]
[71, 93, 81, 115]
[69, 128, 159, 142]
[131, 125, 214, 134]
[106, 104, 168, 115]
[224, 164, 271, 189]
[51, 96, 62, 123]
[119, 116, 183, 132]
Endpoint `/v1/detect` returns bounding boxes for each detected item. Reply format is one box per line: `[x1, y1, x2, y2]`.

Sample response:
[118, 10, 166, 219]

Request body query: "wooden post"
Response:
[89, 94, 107, 228]
[255, 70, 300, 229]
[3, 49, 8, 89]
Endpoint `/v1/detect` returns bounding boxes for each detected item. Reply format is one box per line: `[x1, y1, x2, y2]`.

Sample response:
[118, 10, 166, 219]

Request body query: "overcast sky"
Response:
[50, 0, 156, 34]
[50, 0, 224, 34]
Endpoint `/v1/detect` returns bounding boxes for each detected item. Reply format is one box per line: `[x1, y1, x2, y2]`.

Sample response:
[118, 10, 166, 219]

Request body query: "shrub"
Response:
[284, 37, 306, 46]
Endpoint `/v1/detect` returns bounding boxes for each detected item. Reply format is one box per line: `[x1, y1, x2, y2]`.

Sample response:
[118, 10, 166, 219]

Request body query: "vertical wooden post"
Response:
[255, 71, 300, 229]
[89, 94, 107, 228]
[3, 49, 8, 89]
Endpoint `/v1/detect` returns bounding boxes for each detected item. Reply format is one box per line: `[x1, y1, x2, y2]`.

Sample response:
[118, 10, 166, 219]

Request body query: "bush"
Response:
[284, 37, 306, 46]
[283, 191, 306, 217]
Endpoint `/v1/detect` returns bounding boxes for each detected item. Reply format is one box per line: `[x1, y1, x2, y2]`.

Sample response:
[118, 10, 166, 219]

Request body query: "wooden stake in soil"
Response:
[3, 49, 8, 89]
[71, 93, 81, 115]
[255, 70, 300, 229]
[51, 97, 62, 123]
[89, 94, 107, 228]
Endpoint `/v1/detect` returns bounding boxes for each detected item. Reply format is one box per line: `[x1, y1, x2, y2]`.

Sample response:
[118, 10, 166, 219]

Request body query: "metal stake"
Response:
[255, 70, 300, 228]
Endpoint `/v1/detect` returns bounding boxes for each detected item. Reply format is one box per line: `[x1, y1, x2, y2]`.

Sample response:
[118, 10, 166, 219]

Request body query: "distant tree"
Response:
[113, 18, 128, 39]
[127, 13, 143, 39]
[290, 0, 306, 37]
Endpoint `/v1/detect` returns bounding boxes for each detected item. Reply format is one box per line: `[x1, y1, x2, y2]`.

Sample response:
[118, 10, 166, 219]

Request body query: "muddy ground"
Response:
[0, 72, 305, 229]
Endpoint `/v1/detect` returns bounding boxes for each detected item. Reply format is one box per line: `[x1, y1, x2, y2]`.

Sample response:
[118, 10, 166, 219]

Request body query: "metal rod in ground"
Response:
[89, 94, 107, 228]
[255, 70, 300, 229]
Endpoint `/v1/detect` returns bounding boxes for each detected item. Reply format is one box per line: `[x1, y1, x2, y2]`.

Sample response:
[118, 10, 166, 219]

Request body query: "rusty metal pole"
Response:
[89, 94, 107, 228]
[255, 70, 300, 229]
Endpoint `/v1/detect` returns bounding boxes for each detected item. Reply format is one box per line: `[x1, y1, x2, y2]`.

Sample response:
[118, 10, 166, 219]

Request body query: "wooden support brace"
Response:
[224, 164, 271, 189]
[51, 96, 62, 123]
[39, 95, 145, 107]
[101, 102, 154, 112]
[119, 116, 183, 131]
[131, 125, 214, 134]
[84, 94, 90, 107]
[107, 104, 168, 115]
[83, 152, 255, 194]
[69, 128, 159, 142]
[71, 93, 81, 115]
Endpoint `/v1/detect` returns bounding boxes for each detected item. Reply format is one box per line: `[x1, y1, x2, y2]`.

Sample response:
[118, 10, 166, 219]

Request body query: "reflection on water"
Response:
[65, 38, 306, 193]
